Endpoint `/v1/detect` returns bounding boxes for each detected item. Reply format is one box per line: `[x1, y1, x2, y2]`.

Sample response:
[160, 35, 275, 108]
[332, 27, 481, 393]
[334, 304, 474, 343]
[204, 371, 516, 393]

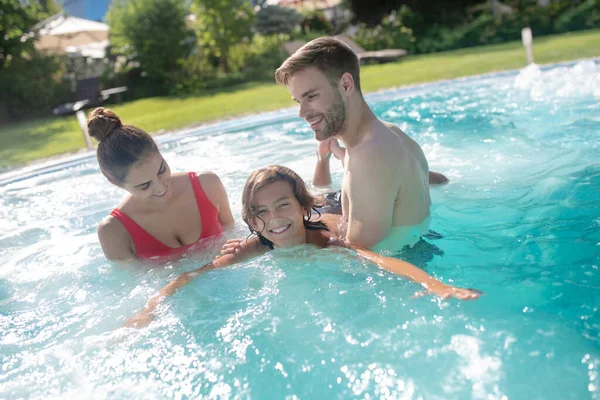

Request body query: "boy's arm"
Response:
[354, 247, 481, 300]
[123, 237, 269, 328]
[325, 237, 481, 301]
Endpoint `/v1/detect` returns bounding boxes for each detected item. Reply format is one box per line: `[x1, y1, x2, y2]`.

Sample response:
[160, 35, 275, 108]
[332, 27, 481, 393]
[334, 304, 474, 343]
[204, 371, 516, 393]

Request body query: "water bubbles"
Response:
[513, 63, 543, 89]
[513, 60, 599, 101]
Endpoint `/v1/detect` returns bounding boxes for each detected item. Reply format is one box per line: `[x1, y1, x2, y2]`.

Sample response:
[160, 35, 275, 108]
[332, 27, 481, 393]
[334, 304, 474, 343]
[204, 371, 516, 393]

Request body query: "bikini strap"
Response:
[189, 172, 213, 211]
[109, 208, 164, 252]
[188, 172, 221, 239]
[110, 208, 145, 235]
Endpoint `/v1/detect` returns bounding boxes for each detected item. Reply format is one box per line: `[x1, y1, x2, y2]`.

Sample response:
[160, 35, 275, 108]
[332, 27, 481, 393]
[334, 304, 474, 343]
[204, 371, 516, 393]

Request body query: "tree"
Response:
[254, 6, 303, 35]
[0, 0, 45, 68]
[107, 0, 193, 89]
[192, 0, 255, 73]
[346, 0, 484, 27]
[0, 0, 70, 120]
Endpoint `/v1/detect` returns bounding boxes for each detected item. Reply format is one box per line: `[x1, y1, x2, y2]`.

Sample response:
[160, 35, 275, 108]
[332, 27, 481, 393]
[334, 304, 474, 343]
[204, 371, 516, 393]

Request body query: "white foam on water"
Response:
[513, 61, 599, 101]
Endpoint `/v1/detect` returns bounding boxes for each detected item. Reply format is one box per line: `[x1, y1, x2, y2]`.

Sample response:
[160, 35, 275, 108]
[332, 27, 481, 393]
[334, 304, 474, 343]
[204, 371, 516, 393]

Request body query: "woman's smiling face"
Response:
[122, 152, 172, 202]
[251, 181, 307, 248]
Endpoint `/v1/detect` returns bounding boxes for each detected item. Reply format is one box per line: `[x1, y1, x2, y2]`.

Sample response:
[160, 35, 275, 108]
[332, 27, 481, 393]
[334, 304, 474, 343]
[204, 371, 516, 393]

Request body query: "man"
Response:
[275, 37, 448, 249]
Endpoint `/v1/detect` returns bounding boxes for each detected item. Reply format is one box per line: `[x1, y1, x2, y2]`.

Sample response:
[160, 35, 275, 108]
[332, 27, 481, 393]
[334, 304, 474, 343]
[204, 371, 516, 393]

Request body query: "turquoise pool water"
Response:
[1, 61, 599, 399]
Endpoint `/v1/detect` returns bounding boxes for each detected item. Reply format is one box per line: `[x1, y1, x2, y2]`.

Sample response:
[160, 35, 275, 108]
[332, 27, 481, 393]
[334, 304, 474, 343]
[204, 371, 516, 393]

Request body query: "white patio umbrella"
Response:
[65, 40, 110, 59]
[34, 13, 109, 54]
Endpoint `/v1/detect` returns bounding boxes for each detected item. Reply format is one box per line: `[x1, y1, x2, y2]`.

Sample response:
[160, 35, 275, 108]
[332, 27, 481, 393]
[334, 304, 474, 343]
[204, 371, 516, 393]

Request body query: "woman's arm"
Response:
[98, 216, 135, 261]
[123, 236, 269, 328]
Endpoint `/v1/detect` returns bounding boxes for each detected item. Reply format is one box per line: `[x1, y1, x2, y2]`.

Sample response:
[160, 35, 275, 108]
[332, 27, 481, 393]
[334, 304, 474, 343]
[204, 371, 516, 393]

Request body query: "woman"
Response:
[89, 107, 234, 261]
[124, 166, 480, 327]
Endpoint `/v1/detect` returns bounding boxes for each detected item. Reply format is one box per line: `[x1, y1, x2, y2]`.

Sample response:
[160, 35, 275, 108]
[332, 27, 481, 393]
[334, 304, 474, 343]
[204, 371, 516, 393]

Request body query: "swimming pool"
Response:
[1, 60, 599, 399]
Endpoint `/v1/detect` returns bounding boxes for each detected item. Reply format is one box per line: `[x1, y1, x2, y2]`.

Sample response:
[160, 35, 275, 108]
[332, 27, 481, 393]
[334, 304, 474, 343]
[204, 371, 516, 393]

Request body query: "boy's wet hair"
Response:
[242, 165, 327, 249]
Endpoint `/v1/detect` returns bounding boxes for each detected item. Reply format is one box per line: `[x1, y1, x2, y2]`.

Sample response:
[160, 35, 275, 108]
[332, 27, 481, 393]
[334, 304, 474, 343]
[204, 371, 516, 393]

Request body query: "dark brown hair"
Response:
[275, 37, 361, 93]
[87, 107, 159, 184]
[242, 165, 327, 248]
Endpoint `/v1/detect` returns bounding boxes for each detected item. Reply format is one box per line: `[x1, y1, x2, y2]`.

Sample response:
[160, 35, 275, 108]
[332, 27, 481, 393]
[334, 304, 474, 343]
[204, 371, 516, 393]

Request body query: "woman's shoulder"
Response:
[98, 213, 128, 237]
[194, 171, 224, 189]
[98, 214, 135, 260]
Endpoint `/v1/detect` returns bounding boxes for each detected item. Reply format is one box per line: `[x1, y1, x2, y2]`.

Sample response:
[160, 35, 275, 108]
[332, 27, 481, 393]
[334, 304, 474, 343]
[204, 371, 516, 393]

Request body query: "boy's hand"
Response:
[415, 285, 483, 301]
[219, 238, 243, 257]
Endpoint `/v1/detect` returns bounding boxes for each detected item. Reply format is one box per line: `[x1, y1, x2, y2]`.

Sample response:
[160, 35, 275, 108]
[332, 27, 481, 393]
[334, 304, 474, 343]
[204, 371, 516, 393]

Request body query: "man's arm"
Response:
[428, 171, 449, 185]
[345, 153, 397, 248]
[312, 139, 333, 186]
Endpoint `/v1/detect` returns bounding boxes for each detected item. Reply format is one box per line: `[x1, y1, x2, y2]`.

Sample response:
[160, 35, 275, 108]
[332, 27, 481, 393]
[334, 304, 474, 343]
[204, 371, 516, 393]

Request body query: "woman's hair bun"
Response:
[87, 107, 122, 141]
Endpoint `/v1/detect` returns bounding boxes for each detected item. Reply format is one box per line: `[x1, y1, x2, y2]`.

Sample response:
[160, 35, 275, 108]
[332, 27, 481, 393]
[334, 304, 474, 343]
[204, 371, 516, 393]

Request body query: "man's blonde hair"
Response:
[275, 37, 361, 93]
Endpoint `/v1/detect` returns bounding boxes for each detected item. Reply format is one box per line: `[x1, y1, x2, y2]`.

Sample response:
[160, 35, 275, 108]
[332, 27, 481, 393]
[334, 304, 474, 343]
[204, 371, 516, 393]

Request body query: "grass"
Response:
[1, 29, 599, 168]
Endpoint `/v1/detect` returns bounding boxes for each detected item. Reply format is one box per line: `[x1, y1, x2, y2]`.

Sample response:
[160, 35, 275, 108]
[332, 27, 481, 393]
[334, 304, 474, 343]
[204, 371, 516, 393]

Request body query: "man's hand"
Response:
[313, 138, 337, 186]
[329, 139, 346, 162]
[316, 138, 335, 161]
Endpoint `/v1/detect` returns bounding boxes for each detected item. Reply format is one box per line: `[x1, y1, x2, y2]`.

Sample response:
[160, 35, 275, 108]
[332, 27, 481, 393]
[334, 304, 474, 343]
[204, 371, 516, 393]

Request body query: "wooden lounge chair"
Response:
[53, 77, 127, 116]
[52, 77, 128, 149]
[283, 35, 407, 64]
[333, 35, 407, 64]
[282, 40, 306, 57]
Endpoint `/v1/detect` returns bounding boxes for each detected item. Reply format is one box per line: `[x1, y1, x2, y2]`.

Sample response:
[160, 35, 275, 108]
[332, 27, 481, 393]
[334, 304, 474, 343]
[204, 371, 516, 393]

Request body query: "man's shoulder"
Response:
[351, 121, 406, 161]
[382, 120, 404, 135]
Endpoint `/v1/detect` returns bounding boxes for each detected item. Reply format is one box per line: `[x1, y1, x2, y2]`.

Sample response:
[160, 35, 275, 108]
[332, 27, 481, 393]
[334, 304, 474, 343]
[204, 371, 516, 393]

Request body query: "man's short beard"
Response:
[316, 91, 346, 141]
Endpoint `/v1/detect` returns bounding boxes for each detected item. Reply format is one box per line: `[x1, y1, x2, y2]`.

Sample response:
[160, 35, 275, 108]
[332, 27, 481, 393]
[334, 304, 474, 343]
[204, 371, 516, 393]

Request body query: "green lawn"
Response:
[1, 29, 599, 168]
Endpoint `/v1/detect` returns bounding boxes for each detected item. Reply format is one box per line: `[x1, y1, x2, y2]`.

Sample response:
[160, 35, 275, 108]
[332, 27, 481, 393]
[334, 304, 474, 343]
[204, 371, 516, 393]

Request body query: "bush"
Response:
[299, 10, 333, 34]
[555, 0, 600, 32]
[254, 6, 303, 35]
[193, 0, 255, 73]
[354, 8, 415, 53]
[228, 34, 290, 80]
[410, 0, 600, 54]
[0, 53, 71, 120]
[167, 33, 289, 95]
[107, 0, 193, 94]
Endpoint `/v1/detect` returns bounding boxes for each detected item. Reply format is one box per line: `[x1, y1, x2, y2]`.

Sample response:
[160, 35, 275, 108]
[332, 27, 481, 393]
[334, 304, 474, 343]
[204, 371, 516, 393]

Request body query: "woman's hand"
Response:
[415, 284, 483, 301]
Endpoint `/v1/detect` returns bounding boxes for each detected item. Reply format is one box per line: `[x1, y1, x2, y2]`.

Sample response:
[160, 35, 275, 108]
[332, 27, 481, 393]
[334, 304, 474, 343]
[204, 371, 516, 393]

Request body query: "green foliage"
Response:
[555, 0, 600, 32]
[107, 0, 193, 92]
[0, 51, 71, 120]
[192, 0, 255, 73]
[299, 10, 332, 34]
[0, 0, 70, 121]
[38, 0, 61, 14]
[0, 0, 45, 68]
[254, 6, 303, 35]
[346, 0, 483, 27]
[410, 0, 600, 54]
[354, 8, 415, 53]
[229, 34, 289, 79]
